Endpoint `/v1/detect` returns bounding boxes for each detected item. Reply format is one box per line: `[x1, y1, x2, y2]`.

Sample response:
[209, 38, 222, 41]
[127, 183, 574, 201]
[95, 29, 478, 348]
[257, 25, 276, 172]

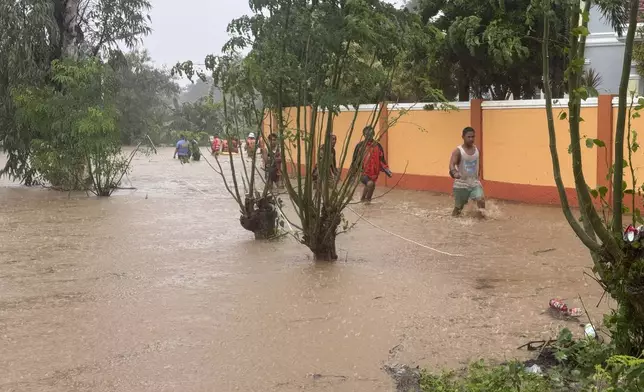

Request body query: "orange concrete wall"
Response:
[612, 105, 644, 188]
[277, 107, 382, 169]
[266, 106, 383, 174]
[483, 107, 598, 189]
[387, 108, 470, 176]
[265, 96, 643, 206]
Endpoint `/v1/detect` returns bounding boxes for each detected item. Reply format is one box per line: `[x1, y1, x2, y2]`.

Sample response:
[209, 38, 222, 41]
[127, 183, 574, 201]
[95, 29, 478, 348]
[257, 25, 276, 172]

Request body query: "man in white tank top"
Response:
[448, 127, 485, 217]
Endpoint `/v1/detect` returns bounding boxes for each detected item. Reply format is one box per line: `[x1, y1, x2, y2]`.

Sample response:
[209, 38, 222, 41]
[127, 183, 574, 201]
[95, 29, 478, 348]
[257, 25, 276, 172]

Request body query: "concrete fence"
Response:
[263, 95, 643, 206]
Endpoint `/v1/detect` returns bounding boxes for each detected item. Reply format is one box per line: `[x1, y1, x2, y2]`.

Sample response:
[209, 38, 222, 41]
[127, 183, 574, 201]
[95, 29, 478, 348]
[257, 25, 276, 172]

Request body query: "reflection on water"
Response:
[0, 149, 607, 391]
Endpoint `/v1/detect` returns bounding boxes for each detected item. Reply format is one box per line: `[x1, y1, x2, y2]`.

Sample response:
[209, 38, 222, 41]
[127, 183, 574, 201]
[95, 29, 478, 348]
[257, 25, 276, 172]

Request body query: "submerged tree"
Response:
[173, 54, 280, 239]
[540, 0, 644, 354]
[0, 0, 152, 184]
[220, 0, 419, 260]
[12, 58, 140, 196]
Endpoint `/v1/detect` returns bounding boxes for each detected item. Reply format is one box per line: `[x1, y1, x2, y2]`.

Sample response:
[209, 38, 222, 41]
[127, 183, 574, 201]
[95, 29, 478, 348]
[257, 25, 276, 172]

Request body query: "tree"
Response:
[12, 58, 134, 196]
[386, 6, 455, 102]
[541, 0, 644, 354]
[407, 0, 570, 100]
[0, 1, 58, 185]
[179, 77, 224, 104]
[173, 54, 280, 239]
[113, 50, 180, 145]
[168, 97, 224, 138]
[0, 0, 152, 184]
[631, 24, 644, 85]
[221, 0, 412, 260]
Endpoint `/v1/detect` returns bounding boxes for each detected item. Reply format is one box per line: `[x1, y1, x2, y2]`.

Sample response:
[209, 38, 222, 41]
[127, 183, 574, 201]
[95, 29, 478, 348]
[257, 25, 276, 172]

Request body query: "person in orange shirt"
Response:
[211, 135, 222, 155]
[351, 126, 391, 202]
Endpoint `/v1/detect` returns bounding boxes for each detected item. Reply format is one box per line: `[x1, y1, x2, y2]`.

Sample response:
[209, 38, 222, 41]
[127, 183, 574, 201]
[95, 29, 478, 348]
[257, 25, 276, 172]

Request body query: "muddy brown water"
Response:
[0, 148, 609, 391]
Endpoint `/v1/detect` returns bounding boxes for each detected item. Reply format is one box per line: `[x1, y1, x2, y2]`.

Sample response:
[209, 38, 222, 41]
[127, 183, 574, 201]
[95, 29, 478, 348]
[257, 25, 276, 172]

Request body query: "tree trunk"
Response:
[457, 78, 470, 102]
[312, 229, 338, 261]
[307, 207, 341, 261]
[313, 239, 338, 261]
[612, 0, 641, 232]
[542, 0, 644, 355]
[55, 0, 82, 60]
[239, 196, 278, 240]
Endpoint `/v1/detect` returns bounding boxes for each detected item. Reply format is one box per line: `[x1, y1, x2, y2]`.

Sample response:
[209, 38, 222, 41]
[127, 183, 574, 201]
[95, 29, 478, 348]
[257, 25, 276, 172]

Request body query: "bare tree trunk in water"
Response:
[312, 233, 338, 261]
[239, 195, 279, 240]
[309, 207, 341, 261]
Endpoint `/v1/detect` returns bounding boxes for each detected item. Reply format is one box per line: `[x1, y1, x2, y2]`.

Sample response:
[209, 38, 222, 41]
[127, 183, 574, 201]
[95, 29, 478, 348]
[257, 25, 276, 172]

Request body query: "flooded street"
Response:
[0, 148, 607, 391]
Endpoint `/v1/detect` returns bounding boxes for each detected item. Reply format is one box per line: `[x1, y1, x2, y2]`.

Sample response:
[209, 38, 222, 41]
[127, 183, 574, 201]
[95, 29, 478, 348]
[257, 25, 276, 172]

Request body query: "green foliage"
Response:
[633, 37, 644, 81]
[222, 0, 411, 259]
[420, 361, 550, 392]
[0, 0, 152, 183]
[586, 95, 644, 357]
[592, 355, 644, 391]
[82, 0, 152, 55]
[224, 0, 407, 109]
[409, 0, 566, 100]
[378, 7, 452, 102]
[582, 68, 604, 97]
[418, 331, 644, 392]
[167, 97, 225, 141]
[172, 50, 279, 240]
[12, 58, 128, 196]
[113, 50, 180, 145]
[419, 354, 644, 392]
[179, 77, 224, 103]
[550, 328, 614, 381]
[542, 0, 644, 356]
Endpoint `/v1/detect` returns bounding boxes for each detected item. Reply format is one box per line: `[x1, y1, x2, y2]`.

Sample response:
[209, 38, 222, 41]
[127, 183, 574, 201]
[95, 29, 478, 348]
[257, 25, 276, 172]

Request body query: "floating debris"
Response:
[525, 364, 542, 374]
[549, 298, 582, 317]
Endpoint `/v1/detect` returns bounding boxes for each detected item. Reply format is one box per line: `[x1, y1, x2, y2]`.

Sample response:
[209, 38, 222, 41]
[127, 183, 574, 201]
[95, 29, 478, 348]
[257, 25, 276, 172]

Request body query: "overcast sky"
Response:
[143, 0, 405, 76]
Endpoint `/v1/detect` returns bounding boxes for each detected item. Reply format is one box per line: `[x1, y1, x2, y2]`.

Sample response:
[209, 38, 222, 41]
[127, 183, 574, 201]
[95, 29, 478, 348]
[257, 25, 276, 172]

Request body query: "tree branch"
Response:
[612, 0, 641, 232]
[542, 10, 603, 255]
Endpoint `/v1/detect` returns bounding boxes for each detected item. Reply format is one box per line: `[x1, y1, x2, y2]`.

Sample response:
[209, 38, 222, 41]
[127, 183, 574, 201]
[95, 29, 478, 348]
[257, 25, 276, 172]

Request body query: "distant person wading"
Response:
[262, 133, 282, 188]
[173, 135, 190, 164]
[211, 135, 222, 155]
[245, 133, 257, 159]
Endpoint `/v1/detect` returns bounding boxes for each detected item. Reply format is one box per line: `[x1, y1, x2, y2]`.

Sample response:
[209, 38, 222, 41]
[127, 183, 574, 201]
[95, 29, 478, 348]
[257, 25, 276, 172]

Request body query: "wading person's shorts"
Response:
[454, 186, 484, 209]
[360, 175, 375, 185]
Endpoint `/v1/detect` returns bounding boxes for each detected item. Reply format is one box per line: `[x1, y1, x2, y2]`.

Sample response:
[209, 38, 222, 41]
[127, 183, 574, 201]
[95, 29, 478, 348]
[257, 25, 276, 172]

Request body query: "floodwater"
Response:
[0, 148, 608, 391]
